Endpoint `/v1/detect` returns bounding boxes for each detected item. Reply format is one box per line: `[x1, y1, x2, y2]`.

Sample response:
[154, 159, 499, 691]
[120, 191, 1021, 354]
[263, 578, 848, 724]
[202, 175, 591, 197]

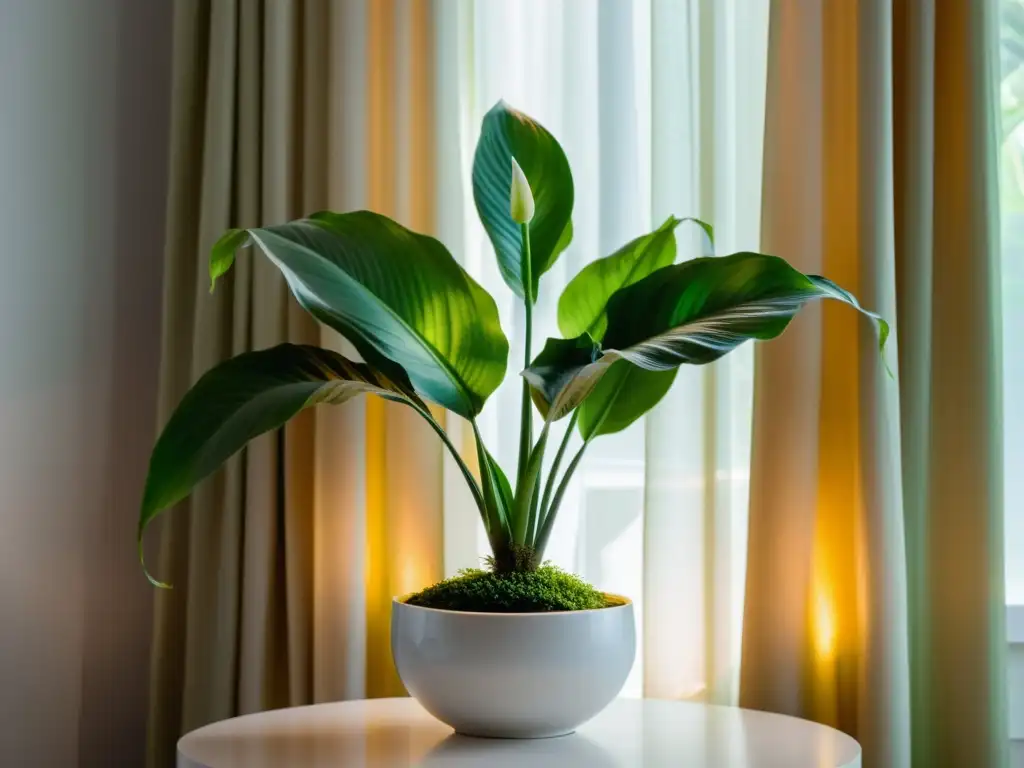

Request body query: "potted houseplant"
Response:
[138, 102, 886, 738]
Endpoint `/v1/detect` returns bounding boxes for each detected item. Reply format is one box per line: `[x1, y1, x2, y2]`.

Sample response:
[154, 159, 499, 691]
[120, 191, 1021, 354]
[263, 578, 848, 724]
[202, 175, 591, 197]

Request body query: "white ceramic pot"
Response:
[390, 594, 635, 739]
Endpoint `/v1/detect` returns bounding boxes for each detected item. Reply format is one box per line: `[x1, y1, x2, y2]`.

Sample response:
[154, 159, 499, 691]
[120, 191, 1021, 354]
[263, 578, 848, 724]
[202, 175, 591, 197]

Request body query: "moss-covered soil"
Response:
[403, 565, 612, 613]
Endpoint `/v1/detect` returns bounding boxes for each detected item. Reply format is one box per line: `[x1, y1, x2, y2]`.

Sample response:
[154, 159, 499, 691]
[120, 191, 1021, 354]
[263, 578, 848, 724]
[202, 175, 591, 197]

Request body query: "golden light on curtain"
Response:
[148, 3, 1011, 767]
[741, 1, 1008, 766]
[740, 0, 908, 755]
[361, 0, 445, 702]
[147, 2, 445, 764]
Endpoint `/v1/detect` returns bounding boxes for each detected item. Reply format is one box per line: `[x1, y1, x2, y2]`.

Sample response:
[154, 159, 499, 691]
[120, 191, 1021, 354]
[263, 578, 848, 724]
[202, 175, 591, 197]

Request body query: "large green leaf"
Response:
[602, 254, 888, 364]
[210, 210, 508, 419]
[472, 101, 574, 300]
[558, 216, 712, 340]
[556, 216, 708, 438]
[138, 344, 427, 585]
[525, 253, 888, 418]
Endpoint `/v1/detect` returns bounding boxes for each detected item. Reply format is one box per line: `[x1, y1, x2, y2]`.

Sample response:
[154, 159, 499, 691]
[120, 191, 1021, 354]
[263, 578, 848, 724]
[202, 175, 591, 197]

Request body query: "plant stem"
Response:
[512, 422, 549, 545]
[525, 480, 542, 549]
[536, 409, 579, 542]
[515, 221, 534, 541]
[533, 390, 618, 559]
[414, 405, 485, 515]
[533, 439, 589, 560]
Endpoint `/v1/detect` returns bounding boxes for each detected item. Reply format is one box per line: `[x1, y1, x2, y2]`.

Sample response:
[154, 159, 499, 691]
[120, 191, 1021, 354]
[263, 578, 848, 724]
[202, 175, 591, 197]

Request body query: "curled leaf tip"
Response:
[147, 572, 173, 590]
[876, 318, 895, 379]
[208, 228, 248, 295]
[139, 533, 173, 589]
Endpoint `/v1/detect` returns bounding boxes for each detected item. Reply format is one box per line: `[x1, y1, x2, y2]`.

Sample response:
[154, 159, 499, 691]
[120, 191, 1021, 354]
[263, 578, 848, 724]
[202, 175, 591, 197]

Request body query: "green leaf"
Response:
[691, 219, 715, 250]
[472, 101, 574, 300]
[602, 254, 889, 366]
[138, 344, 426, 586]
[558, 216, 681, 340]
[525, 253, 889, 417]
[210, 210, 509, 419]
[556, 216, 710, 438]
[577, 361, 678, 440]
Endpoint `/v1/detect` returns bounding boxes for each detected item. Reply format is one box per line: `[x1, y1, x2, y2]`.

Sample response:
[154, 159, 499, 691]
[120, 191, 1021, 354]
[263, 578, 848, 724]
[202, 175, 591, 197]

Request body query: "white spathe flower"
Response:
[509, 156, 535, 224]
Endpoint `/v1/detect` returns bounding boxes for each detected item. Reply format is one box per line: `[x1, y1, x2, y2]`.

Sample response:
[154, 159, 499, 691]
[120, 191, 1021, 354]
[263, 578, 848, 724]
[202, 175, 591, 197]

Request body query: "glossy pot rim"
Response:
[392, 591, 632, 617]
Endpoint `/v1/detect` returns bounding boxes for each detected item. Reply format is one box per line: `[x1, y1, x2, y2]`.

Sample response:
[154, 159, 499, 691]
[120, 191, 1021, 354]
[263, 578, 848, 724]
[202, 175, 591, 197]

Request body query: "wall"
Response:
[0, 0, 171, 764]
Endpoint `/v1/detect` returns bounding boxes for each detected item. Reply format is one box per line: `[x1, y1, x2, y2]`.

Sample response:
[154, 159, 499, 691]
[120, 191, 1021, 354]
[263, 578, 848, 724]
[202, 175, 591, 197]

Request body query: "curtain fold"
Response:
[150, 6, 770, 750]
[905, 1, 1008, 764]
[741, 1, 1008, 766]
[146, 2, 444, 765]
[148, 2, 1009, 767]
[457, 0, 769, 702]
[643, 0, 768, 705]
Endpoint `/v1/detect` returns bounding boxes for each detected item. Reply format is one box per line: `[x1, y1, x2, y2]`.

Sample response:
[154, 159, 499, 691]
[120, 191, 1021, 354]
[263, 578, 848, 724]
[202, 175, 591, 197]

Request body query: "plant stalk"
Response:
[537, 409, 579, 539]
[414, 404, 486, 515]
[533, 440, 588, 560]
[512, 423, 549, 546]
[533, 387, 618, 559]
[514, 221, 534, 542]
[525, 481, 542, 549]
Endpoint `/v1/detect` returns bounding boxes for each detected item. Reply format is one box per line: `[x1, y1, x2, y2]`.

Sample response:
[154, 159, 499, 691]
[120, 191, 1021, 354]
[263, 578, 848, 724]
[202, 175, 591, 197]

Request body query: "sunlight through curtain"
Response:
[438, 0, 769, 703]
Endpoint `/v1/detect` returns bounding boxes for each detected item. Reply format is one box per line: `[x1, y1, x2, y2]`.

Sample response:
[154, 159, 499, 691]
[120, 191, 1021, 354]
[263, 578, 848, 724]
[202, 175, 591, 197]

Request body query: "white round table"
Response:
[177, 697, 861, 768]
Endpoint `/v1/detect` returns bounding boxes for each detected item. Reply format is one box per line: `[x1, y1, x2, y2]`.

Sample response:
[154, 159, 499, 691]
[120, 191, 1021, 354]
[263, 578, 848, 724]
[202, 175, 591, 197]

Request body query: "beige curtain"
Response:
[147, 1, 1009, 766]
[741, 2, 1008, 767]
[146, 2, 444, 766]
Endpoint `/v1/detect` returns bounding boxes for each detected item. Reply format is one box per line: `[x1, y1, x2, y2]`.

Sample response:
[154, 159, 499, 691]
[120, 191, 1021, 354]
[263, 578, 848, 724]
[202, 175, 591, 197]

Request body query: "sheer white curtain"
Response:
[1000, 0, 1024, 607]
[434, 0, 769, 702]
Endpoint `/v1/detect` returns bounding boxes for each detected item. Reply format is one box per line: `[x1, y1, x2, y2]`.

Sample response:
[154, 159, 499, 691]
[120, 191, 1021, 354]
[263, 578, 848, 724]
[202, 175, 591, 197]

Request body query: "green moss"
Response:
[404, 565, 611, 613]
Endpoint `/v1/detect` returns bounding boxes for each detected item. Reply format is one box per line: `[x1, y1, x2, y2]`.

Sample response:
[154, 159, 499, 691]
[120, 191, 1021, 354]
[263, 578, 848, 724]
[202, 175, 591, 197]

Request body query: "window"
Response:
[1000, 0, 1024, 607]
[454, 0, 768, 702]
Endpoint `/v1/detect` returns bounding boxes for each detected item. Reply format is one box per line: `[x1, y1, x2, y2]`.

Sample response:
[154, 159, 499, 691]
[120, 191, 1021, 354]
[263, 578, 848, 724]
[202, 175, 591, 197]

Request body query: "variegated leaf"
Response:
[525, 253, 889, 420]
[521, 335, 610, 421]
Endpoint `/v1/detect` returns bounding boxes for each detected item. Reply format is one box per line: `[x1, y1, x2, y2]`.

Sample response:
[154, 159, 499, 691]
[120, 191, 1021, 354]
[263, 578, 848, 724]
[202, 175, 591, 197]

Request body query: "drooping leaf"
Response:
[472, 101, 574, 300]
[525, 252, 888, 417]
[602, 254, 889, 367]
[138, 344, 427, 585]
[522, 335, 602, 421]
[577, 361, 678, 440]
[210, 210, 509, 418]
